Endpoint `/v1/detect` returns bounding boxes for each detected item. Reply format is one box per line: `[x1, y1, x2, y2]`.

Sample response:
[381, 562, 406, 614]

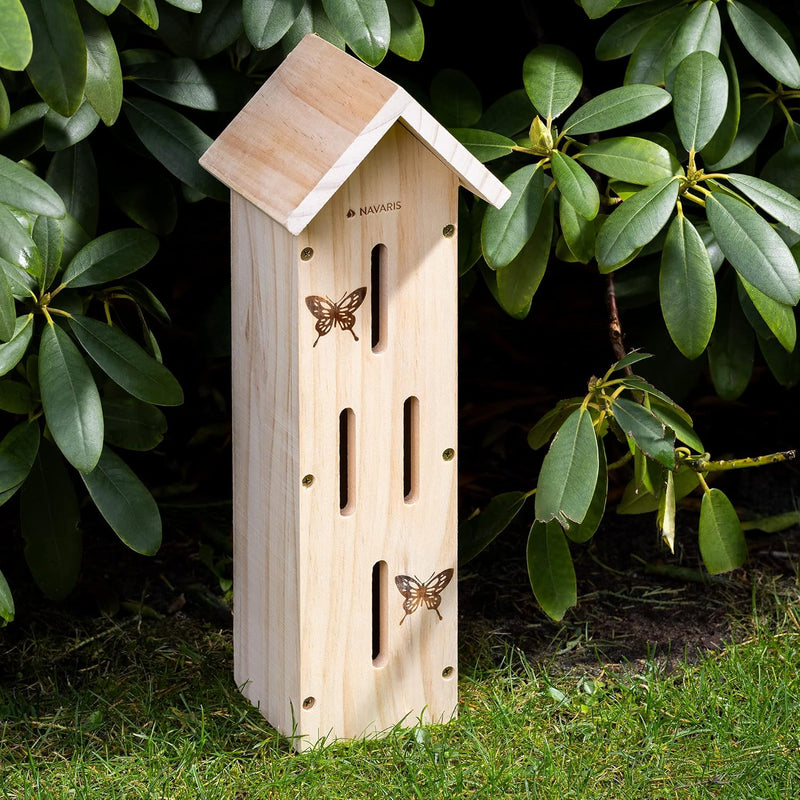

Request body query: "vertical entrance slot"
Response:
[403, 396, 419, 503]
[372, 560, 388, 666]
[371, 244, 387, 352]
[339, 408, 355, 514]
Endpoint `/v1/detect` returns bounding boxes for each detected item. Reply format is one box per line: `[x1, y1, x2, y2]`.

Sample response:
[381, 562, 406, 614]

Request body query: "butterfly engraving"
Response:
[394, 568, 454, 625]
[305, 286, 367, 347]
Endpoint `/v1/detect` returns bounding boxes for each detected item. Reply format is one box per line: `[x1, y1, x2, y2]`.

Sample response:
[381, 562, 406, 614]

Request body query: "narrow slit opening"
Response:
[339, 408, 355, 514]
[403, 396, 419, 504]
[371, 244, 387, 352]
[372, 560, 388, 667]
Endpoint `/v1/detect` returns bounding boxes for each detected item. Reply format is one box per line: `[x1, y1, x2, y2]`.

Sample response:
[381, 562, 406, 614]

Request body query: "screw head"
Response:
[442, 666, 454, 679]
[442, 448, 455, 461]
[302, 696, 315, 710]
[302, 474, 314, 487]
[300, 247, 314, 261]
[442, 224, 455, 238]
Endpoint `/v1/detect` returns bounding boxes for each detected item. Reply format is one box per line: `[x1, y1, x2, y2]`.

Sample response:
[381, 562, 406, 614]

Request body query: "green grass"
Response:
[1, 579, 799, 799]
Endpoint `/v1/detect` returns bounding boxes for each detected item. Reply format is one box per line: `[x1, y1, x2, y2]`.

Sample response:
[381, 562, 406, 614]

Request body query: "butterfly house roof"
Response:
[199, 34, 509, 236]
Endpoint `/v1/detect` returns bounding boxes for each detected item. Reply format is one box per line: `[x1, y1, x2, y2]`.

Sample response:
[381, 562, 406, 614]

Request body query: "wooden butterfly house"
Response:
[199, 33, 509, 749]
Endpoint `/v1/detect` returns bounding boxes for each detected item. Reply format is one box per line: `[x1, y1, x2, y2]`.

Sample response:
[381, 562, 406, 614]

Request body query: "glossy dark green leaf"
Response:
[726, 173, 800, 236]
[81, 445, 162, 555]
[759, 330, 800, 388]
[86, 0, 120, 11]
[624, 6, 687, 86]
[0, 421, 40, 492]
[612, 396, 675, 469]
[430, 69, 482, 128]
[497, 191, 554, 318]
[596, 177, 678, 270]
[321, 0, 389, 66]
[649, 396, 704, 452]
[700, 40, 740, 165]
[21, 438, 81, 601]
[23, 0, 87, 117]
[103, 396, 167, 450]
[728, 0, 800, 88]
[526, 520, 576, 621]
[761, 141, 800, 197]
[699, 488, 746, 573]
[738, 274, 796, 352]
[46, 142, 99, 237]
[481, 164, 546, 269]
[577, 136, 679, 185]
[564, 84, 671, 135]
[0, 205, 41, 277]
[450, 129, 515, 163]
[0, 569, 13, 626]
[611, 350, 653, 373]
[32, 215, 63, 291]
[527, 397, 584, 450]
[386, 0, 423, 60]
[707, 97, 772, 171]
[0, 102, 47, 160]
[243, 0, 304, 50]
[0, 377, 33, 413]
[580, 0, 621, 19]
[617, 374, 679, 406]
[79, 2, 123, 126]
[564, 442, 607, 544]
[38, 322, 103, 472]
[0, 269, 14, 342]
[708, 271, 754, 400]
[659, 213, 716, 359]
[192, 0, 243, 58]
[282, 0, 345, 51]
[0, 155, 65, 218]
[164, 0, 202, 9]
[478, 90, 535, 137]
[0, 79, 9, 130]
[664, 0, 721, 81]
[121, 0, 159, 28]
[69, 315, 183, 405]
[673, 51, 727, 152]
[595, 1, 675, 61]
[0, 315, 33, 376]
[550, 151, 599, 220]
[61, 228, 158, 289]
[559, 195, 596, 264]
[523, 44, 582, 119]
[124, 280, 170, 325]
[124, 97, 227, 201]
[0, 0, 33, 70]
[44, 102, 100, 151]
[535, 407, 599, 529]
[706, 192, 800, 305]
[459, 491, 527, 565]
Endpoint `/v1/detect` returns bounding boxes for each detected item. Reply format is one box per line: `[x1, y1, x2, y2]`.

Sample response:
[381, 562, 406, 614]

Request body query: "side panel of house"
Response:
[230, 193, 302, 734]
[295, 124, 459, 744]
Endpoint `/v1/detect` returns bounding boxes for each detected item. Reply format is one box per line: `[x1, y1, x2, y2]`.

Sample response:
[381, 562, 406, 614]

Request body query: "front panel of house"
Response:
[295, 123, 459, 741]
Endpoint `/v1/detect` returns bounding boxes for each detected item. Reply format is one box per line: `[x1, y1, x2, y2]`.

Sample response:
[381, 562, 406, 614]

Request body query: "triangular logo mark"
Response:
[346, 209, 356, 218]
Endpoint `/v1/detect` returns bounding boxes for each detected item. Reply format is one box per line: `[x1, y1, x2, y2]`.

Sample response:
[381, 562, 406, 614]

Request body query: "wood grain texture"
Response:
[199, 34, 509, 236]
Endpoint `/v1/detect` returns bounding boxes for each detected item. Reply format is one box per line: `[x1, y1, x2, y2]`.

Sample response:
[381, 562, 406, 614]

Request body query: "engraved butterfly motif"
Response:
[304, 286, 367, 347]
[394, 568, 454, 625]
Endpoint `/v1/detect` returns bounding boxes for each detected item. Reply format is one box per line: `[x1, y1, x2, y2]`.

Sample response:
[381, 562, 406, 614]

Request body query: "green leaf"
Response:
[700, 40, 740, 165]
[44, 101, 100, 151]
[623, 6, 687, 86]
[481, 164, 546, 269]
[728, 0, 800, 89]
[527, 397, 584, 450]
[726, 173, 800, 236]
[387, 0, 423, 61]
[38, 322, 103, 473]
[0, 315, 33, 376]
[282, 0, 345, 52]
[0, 376, 32, 413]
[32, 215, 63, 291]
[565, 442, 607, 544]
[0, 270, 14, 342]
[738, 274, 796, 352]
[124, 97, 227, 201]
[497, 192, 554, 318]
[0, 101, 47, 160]
[0, 420, 40, 493]
[759, 331, 800, 388]
[81, 445, 162, 555]
[707, 270, 753, 400]
[243, 0, 304, 50]
[707, 97, 772, 171]
[102, 396, 167, 450]
[550, 151, 599, 220]
[673, 51, 727, 152]
[580, 0, 621, 19]
[321, 0, 389, 66]
[430, 69, 482, 128]
[0, 205, 41, 276]
[658, 469, 676, 552]
[595, 1, 676, 61]
[86, 0, 120, 11]
[192, 0, 244, 58]
[617, 374, 679, 406]
[459, 491, 527, 565]
[559, 195, 596, 263]
[121, 0, 159, 28]
[526, 520, 576, 621]
[164, 0, 202, 9]
[0, 79, 9, 130]
[761, 141, 800, 197]
[617, 464, 699, 514]
[612, 396, 675, 469]
[0, 0, 32, 70]
[0, 569, 13, 626]
[577, 136, 679, 186]
[564, 84, 671, 135]
[648, 396, 704, 453]
[535, 407, 599, 529]
[706, 192, 800, 306]
[659, 213, 716, 359]
[0, 154, 65, 218]
[664, 0, 721, 81]
[611, 350, 653, 373]
[699, 488, 747, 573]
[478, 89, 535, 137]
[523, 44, 582, 119]
[596, 177, 678, 270]
[21, 438, 81, 601]
[46, 142, 99, 236]
[450, 128, 515, 163]
[23, 0, 87, 117]
[79, 2, 123, 126]
[69, 315, 183, 406]
[61, 228, 158, 289]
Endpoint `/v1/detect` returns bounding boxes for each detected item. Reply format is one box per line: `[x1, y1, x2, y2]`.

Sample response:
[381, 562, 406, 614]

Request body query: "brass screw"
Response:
[302, 474, 314, 487]
[442, 448, 455, 461]
[301, 247, 314, 261]
[302, 696, 315, 710]
[442, 224, 455, 238]
[442, 666, 454, 679]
